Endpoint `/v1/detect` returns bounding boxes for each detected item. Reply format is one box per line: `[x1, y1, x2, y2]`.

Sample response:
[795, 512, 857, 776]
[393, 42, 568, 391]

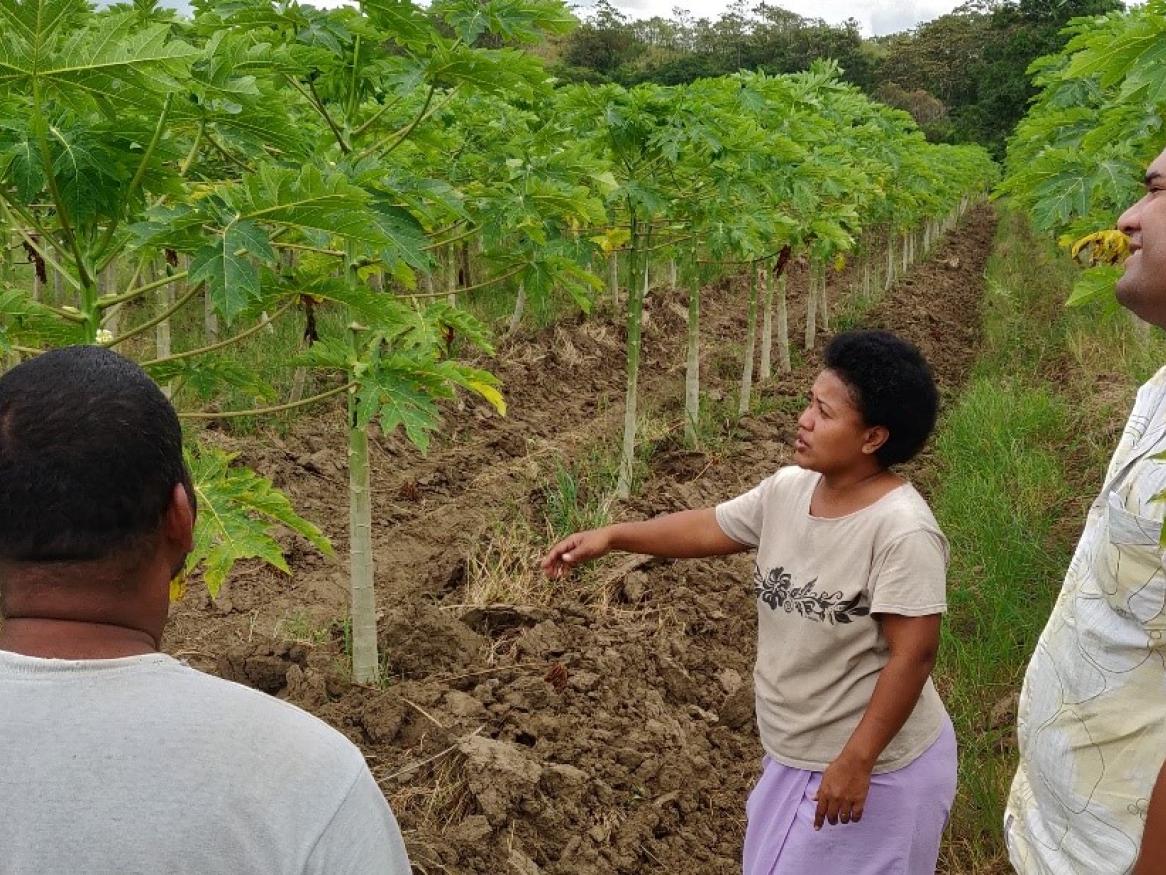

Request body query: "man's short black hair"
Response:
[0, 346, 191, 563]
[823, 329, 939, 468]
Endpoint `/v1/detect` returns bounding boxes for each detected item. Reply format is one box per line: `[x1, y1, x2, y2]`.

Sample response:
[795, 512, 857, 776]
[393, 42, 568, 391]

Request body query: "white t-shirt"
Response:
[0, 649, 411, 874]
[716, 465, 950, 773]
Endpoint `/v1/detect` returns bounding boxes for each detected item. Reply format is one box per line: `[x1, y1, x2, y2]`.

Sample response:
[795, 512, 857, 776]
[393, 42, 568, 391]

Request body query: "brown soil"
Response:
[168, 205, 999, 874]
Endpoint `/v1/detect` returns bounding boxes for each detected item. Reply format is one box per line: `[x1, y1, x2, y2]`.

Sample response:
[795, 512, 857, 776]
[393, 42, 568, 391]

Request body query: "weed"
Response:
[544, 461, 615, 540]
[463, 513, 558, 606]
[273, 611, 331, 645]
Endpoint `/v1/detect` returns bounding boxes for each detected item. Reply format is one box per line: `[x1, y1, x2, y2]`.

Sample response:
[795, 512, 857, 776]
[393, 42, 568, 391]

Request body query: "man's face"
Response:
[1116, 149, 1166, 326]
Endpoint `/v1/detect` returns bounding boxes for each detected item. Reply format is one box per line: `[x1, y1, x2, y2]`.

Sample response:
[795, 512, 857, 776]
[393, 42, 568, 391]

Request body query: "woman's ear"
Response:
[861, 425, 890, 456]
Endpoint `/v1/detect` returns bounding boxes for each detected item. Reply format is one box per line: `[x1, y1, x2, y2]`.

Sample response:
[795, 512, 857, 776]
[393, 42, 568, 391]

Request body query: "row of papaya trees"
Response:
[0, 0, 995, 681]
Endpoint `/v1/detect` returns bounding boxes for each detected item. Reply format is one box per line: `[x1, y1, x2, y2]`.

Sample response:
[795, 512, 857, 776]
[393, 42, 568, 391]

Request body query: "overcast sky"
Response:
[588, 0, 966, 36]
[151, 0, 959, 37]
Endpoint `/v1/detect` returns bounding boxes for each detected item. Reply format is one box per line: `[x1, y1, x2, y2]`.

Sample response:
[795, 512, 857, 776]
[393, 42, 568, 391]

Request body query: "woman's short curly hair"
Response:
[823, 329, 939, 468]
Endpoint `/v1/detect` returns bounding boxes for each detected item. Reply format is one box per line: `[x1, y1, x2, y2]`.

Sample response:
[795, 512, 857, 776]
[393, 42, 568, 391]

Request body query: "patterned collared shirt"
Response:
[1007, 366, 1166, 874]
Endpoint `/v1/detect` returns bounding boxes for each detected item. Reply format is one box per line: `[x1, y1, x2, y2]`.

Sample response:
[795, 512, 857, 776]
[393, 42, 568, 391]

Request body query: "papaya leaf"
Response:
[359, 0, 435, 50]
[354, 356, 448, 450]
[423, 300, 496, 353]
[185, 444, 333, 598]
[144, 355, 276, 403]
[296, 277, 414, 331]
[295, 336, 355, 371]
[0, 289, 87, 347]
[434, 359, 505, 415]
[188, 219, 273, 323]
[369, 199, 429, 272]
[1066, 264, 1124, 309]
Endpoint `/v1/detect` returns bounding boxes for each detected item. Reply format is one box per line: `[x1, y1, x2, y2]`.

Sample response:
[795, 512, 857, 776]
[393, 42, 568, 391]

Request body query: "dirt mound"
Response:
[167, 205, 997, 873]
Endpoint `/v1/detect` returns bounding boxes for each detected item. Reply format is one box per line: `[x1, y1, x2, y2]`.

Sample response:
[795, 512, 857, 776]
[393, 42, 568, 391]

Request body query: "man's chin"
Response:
[1115, 273, 1140, 310]
[1114, 282, 1166, 329]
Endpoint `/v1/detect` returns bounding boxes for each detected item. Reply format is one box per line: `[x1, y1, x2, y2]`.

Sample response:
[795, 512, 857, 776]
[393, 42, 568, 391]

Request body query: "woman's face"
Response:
[794, 369, 885, 474]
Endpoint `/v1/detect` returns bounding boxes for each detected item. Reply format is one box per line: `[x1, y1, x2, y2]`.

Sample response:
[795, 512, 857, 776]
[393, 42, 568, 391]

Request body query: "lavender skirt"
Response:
[743, 716, 957, 875]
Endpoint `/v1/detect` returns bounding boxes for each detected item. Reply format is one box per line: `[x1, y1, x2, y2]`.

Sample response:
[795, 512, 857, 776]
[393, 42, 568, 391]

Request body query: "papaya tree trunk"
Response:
[804, 260, 818, 350]
[886, 236, 895, 291]
[817, 263, 829, 334]
[446, 243, 457, 306]
[507, 282, 526, 336]
[31, 256, 42, 302]
[289, 366, 309, 405]
[617, 235, 647, 499]
[759, 263, 773, 381]
[289, 295, 314, 404]
[459, 240, 473, 290]
[347, 407, 380, 685]
[738, 265, 758, 416]
[608, 251, 619, 308]
[684, 267, 700, 447]
[776, 271, 790, 372]
[153, 261, 171, 356]
[204, 287, 219, 343]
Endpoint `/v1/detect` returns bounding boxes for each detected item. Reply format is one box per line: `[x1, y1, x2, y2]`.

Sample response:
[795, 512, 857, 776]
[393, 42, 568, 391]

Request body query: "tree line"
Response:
[554, 0, 1122, 158]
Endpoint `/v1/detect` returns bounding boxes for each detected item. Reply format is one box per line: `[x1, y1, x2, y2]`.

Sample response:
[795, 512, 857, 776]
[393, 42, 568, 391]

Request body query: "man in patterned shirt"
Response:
[1006, 148, 1166, 873]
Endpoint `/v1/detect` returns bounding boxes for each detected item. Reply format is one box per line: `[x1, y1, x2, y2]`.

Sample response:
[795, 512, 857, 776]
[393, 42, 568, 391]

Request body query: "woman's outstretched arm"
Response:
[541, 508, 748, 579]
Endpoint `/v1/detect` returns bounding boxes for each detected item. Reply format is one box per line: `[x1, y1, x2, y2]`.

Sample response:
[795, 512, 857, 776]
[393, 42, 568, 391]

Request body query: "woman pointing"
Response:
[542, 329, 956, 875]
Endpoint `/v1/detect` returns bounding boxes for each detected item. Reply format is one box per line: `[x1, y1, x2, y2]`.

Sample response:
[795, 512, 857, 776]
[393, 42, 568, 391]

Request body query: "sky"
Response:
[151, 0, 962, 37]
[589, 0, 967, 36]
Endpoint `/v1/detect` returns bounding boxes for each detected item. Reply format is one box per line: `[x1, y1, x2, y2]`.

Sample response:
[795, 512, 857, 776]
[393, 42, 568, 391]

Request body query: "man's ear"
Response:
[164, 483, 195, 554]
[861, 425, 890, 456]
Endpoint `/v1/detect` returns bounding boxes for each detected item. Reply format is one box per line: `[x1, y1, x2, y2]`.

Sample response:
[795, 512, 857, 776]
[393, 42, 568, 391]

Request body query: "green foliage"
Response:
[1000, 1, 1166, 305]
[543, 459, 614, 539]
[0, 290, 85, 351]
[0, 0, 581, 595]
[1065, 263, 1124, 309]
[185, 445, 333, 597]
[0, 0, 994, 595]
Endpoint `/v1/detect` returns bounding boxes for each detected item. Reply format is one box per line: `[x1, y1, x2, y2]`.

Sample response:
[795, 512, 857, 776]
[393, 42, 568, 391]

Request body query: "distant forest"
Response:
[551, 0, 1122, 157]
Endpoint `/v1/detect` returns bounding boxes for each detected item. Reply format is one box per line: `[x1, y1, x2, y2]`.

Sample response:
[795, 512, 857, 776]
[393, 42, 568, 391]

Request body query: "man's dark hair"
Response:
[823, 329, 939, 468]
[0, 346, 191, 563]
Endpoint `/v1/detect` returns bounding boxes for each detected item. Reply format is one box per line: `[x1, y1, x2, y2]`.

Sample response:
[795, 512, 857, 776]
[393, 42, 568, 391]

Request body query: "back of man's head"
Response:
[0, 347, 190, 571]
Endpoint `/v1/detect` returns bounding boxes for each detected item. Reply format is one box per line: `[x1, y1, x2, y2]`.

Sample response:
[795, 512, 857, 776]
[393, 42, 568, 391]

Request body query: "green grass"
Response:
[933, 381, 1070, 871]
[543, 456, 617, 540]
[273, 610, 332, 646]
[933, 207, 1166, 873]
[833, 275, 887, 333]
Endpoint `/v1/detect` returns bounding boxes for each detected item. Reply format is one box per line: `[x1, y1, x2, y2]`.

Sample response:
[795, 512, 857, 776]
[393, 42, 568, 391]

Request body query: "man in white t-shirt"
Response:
[1006, 148, 1166, 874]
[0, 347, 411, 874]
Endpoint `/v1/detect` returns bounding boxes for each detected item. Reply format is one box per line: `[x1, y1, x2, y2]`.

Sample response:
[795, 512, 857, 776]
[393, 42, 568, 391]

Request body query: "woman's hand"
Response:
[813, 752, 872, 829]
[540, 528, 613, 579]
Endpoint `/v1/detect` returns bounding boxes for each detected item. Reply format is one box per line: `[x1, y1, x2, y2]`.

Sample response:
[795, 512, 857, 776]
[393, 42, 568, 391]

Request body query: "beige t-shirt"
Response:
[716, 465, 950, 773]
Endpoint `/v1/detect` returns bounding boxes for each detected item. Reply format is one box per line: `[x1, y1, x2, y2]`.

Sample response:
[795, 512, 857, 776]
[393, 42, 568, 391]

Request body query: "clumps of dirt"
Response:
[301, 589, 759, 874]
[379, 603, 488, 679]
[216, 641, 350, 707]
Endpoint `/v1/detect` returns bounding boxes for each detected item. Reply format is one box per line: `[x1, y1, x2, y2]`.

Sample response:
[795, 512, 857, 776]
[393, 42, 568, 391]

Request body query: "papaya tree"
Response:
[0, 0, 334, 594]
